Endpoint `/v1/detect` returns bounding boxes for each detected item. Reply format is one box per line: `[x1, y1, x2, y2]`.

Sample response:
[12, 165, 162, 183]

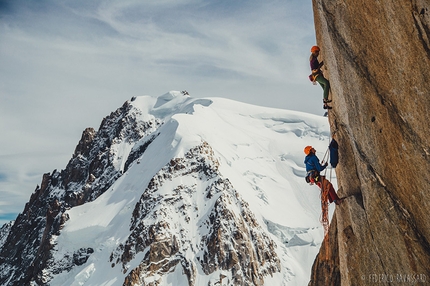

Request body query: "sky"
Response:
[0, 0, 319, 226]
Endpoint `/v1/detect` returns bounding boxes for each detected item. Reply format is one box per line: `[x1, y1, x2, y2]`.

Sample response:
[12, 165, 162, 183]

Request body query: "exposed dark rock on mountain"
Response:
[310, 0, 430, 285]
[1, 94, 296, 285]
[0, 222, 13, 252]
[0, 100, 160, 285]
[112, 142, 281, 286]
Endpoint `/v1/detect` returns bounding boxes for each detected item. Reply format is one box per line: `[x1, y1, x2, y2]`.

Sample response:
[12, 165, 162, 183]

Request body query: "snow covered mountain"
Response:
[0, 91, 335, 285]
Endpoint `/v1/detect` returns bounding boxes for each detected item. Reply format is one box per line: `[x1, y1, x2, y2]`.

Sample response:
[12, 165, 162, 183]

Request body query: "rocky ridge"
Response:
[111, 142, 280, 285]
[0, 100, 161, 285]
[1, 93, 329, 285]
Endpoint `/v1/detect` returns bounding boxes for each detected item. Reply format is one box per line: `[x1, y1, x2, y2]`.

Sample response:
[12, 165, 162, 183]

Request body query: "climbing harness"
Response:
[309, 73, 318, 85]
[305, 170, 319, 184]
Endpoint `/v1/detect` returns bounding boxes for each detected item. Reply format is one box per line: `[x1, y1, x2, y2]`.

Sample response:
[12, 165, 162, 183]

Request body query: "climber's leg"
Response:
[316, 75, 330, 101]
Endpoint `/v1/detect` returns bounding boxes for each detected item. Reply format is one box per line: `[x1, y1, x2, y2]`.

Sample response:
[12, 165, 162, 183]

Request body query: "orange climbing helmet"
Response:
[311, 46, 320, 53]
[304, 146, 313, 155]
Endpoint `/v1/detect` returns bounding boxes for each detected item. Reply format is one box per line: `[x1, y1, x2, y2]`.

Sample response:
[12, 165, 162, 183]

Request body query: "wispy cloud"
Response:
[0, 0, 318, 226]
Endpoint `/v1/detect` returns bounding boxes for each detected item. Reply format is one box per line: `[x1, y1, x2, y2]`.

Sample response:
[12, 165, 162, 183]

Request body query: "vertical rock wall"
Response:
[311, 0, 430, 285]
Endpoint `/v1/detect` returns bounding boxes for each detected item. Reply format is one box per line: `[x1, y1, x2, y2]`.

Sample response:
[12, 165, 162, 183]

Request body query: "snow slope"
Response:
[49, 91, 336, 286]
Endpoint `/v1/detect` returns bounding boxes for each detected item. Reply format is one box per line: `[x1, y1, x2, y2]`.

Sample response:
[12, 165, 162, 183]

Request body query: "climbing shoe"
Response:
[323, 105, 332, 109]
[323, 99, 332, 103]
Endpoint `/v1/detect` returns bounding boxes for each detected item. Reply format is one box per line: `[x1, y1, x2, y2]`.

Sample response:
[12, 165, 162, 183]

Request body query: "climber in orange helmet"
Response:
[309, 46, 332, 110]
[304, 145, 343, 205]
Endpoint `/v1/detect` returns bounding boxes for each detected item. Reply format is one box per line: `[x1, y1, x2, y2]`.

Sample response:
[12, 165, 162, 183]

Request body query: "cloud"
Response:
[0, 0, 319, 226]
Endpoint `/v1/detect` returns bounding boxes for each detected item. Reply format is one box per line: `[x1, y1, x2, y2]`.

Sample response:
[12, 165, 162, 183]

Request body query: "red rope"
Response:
[320, 145, 332, 260]
[319, 178, 330, 260]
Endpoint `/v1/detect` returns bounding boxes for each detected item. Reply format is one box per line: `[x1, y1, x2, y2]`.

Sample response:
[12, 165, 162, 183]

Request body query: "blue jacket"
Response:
[304, 153, 327, 173]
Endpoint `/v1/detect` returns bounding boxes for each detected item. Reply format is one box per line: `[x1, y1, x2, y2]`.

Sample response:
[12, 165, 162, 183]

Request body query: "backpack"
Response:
[329, 139, 339, 168]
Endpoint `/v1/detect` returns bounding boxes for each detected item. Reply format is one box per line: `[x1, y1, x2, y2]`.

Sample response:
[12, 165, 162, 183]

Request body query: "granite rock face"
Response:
[310, 0, 430, 285]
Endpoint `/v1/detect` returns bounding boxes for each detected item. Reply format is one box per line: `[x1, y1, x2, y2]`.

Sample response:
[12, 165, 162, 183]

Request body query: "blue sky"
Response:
[0, 0, 318, 226]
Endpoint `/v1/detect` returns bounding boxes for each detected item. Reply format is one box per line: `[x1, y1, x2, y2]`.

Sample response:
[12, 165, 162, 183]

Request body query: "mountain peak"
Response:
[153, 91, 191, 108]
[0, 93, 331, 285]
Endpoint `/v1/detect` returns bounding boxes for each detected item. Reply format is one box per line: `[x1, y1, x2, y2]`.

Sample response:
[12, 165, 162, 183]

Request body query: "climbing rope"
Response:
[319, 177, 330, 238]
[317, 126, 339, 260]
[317, 105, 338, 261]
[319, 145, 331, 260]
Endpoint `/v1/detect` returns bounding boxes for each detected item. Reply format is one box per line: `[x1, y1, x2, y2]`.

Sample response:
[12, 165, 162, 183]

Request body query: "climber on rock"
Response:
[309, 46, 332, 110]
[304, 146, 343, 205]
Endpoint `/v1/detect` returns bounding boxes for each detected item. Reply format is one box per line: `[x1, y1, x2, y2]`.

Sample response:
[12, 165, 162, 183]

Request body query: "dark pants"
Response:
[316, 75, 330, 101]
